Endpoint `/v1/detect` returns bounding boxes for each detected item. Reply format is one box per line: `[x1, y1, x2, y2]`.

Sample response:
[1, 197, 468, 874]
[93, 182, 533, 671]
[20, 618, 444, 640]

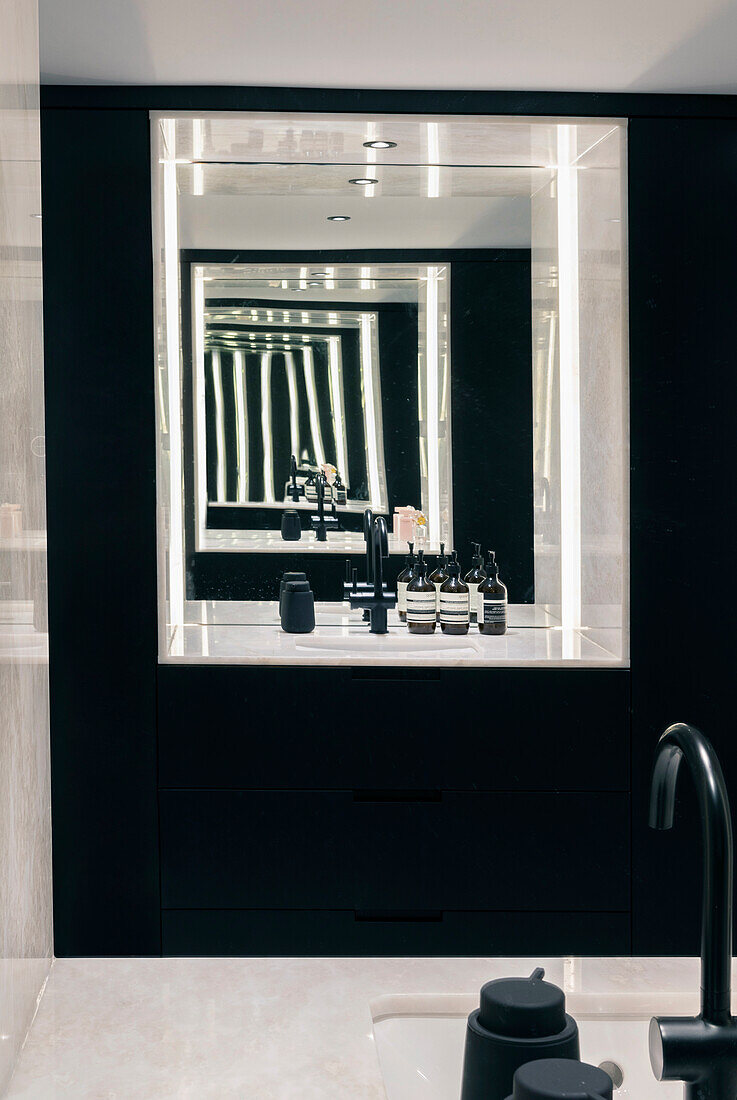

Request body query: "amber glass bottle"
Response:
[464, 542, 487, 622]
[406, 551, 436, 634]
[439, 551, 470, 635]
[478, 551, 507, 635]
[396, 542, 415, 622]
[428, 542, 448, 621]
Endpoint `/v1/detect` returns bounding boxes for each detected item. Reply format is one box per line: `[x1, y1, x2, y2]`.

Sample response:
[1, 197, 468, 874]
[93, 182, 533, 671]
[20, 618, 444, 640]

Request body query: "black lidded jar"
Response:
[439, 550, 469, 634]
[464, 542, 487, 622]
[428, 541, 449, 621]
[460, 968, 580, 1100]
[406, 550, 436, 634]
[396, 541, 416, 622]
[478, 550, 507, 635]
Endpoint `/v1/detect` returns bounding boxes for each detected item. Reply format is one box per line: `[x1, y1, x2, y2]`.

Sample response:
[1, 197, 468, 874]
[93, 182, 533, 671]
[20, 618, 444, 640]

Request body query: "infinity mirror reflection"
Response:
[191, 262, 452, 552]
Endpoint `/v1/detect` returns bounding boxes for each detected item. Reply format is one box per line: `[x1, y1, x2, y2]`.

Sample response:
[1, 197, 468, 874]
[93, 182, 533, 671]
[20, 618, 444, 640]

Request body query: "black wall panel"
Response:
[629, 117, 737, 955]
[41, 108, 161, 955]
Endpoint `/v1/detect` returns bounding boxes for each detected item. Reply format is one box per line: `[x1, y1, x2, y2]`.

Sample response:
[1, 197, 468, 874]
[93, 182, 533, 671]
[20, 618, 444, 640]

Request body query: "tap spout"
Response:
[650, 723, 733, 1024]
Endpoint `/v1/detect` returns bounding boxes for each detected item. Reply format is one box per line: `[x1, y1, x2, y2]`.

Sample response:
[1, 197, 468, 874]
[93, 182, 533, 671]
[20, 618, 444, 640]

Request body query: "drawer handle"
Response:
[352, 789, 442, 803]
[354, 910, 443, 923]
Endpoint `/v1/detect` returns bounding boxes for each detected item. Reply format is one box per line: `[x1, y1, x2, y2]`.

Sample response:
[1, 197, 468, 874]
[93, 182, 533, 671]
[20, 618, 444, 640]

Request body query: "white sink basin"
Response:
[371, 994, 687, 1099]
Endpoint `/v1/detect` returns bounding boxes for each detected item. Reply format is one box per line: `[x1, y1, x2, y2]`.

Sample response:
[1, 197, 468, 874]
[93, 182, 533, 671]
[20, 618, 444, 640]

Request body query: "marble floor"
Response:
[4, 956, 706, 1099]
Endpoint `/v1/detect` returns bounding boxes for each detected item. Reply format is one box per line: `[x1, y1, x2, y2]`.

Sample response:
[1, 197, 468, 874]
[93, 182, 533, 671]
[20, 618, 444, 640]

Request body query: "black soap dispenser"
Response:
[504, 1058, 612, 1100]
[460, 968, 580, 1100]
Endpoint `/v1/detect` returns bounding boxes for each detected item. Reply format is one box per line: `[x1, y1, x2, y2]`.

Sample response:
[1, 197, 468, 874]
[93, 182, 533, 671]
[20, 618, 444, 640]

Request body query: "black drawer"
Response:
[162, 908, 631, 956]
[158, 666, 630, 791]
[160, 790, 629, 912]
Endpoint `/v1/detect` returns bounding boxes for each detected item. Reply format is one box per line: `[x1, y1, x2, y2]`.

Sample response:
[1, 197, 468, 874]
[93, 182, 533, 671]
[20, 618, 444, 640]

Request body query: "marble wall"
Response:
[0, 0, 54, 1089]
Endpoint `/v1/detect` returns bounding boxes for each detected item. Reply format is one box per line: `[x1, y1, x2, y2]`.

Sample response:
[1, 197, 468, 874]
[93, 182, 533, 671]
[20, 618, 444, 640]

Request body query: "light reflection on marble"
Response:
[0, 0, 53, 1089]
[3, 956, 716, 1099]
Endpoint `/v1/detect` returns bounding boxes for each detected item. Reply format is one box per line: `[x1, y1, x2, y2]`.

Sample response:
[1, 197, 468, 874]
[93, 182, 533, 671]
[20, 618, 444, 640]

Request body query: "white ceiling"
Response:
[40, 0, 737, 93]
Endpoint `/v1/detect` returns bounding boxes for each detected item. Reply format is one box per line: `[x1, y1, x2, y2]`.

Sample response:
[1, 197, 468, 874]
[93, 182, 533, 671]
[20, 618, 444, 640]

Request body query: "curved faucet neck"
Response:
[650, 723, 734, 1024]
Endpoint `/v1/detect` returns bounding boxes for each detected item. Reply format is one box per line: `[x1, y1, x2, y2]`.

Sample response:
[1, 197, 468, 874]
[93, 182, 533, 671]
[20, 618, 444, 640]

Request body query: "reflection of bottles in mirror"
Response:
[439, 551, 470, 635]
[406, 551, 436, 634]
[396, 541, 416, 622]
[428, 542, 448, 621]
[478, 551, 507, 635]
[464, 542, 487, 622]
[414, 512, 428, 550]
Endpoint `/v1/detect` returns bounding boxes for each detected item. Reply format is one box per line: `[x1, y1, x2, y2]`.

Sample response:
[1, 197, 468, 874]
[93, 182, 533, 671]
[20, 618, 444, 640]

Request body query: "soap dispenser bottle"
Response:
[478, 551, 507, 635]
[396, 541, 415, 622]
[460, 967, 580, 1100]
[428, 542, 449, 621]
[439, 551, 469, 634]
[406, 550, 436, 634]
[464, 543, 487, 622]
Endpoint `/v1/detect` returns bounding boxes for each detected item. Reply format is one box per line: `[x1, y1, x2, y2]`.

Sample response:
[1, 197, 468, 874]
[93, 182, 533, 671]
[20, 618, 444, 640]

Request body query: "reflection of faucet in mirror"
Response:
[287, 454, 306, 503]
[348, 515, 396, 634]
[312, 473, 327, 542]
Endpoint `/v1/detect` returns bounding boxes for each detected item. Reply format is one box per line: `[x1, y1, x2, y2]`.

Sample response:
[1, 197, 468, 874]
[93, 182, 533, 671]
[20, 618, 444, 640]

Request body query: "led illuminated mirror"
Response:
[153, 112, 629, 667]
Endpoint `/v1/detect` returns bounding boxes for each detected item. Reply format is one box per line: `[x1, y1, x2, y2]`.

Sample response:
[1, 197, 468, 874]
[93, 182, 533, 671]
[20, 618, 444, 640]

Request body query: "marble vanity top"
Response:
[6, 956, 709, 1098]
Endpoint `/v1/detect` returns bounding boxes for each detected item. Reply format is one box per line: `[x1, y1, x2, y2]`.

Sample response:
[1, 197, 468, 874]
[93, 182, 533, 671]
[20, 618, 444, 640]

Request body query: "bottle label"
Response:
[406, 590, 436, 623]
[479, 595, 507, 624]
[467, 582, 479, 615]
[397, 580, 408, 613]
[433, 581, 443, 611]
[440, 590, 470, 624]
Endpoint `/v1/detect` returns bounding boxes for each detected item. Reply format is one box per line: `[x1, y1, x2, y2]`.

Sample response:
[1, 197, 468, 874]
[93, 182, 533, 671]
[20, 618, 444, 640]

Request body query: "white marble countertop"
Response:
[165, 601, 625, 666]
[5, 956, 710, 1098]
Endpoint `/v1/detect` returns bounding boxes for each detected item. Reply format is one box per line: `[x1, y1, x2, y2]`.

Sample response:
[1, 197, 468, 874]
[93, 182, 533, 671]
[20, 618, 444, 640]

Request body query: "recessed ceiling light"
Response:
[363, 140, 397, 149]
[310, 271, 328, 277]
[327, 215, 351, 222]
[307, 281, 323, 287]
[349, 177, 379, 186]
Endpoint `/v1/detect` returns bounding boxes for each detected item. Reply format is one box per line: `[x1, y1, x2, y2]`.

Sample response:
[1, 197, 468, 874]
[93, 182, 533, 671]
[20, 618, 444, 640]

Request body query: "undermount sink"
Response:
[371, 993, 687, 1099]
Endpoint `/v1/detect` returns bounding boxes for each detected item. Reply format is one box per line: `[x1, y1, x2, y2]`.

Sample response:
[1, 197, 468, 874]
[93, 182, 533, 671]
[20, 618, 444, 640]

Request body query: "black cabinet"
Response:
[160, 790, 629, 912]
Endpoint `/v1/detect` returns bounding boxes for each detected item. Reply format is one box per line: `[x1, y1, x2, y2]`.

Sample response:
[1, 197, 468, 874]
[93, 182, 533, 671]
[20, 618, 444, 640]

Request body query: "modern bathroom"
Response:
[2, 0, 737, 1095]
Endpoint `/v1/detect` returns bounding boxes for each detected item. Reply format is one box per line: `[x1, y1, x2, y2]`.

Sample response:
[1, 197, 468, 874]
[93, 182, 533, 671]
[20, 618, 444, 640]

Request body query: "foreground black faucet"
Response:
[649, 722, 737, 1098]
[348, 514, 396, 633]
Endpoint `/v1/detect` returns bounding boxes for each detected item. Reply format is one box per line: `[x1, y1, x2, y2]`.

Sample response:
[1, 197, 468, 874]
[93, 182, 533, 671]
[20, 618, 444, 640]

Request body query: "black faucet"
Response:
[648, 722, 737, 1098]
[348, 515, 396, 633]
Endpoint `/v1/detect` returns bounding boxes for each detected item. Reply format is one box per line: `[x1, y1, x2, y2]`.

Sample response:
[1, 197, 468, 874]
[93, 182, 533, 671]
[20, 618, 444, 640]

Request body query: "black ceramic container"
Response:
[280, 509, 302, 540]
[504, 1058, 613, 1100]
[281, 580, 315, 634]
[279, 572, 307, 617]
[460, 968, 580, 1100]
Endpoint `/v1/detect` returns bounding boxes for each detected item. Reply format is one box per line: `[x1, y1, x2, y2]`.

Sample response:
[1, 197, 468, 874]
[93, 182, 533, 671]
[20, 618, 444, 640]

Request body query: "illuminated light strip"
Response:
[299, 266, 308, 291]
[364, 122, 377, 198]
[328, 336, 349, 487]
[284, 352, 300, 460]
[162, 118, 185, 653]
[360, 313, 381, 507]
[192, 119, 204, 196]
[261, 352, 275, 502]
[426, 268, 441, 546]
[302, 346, 326, 468]
[325, 266, 335, 291]
[556, 125, 582, 649]
[210, 349, 227, 501]
[360, 265, 371, 291]
[233, 349, 249, 502]
[426, 122, 440, 199]
[193, 268, 208, 545]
